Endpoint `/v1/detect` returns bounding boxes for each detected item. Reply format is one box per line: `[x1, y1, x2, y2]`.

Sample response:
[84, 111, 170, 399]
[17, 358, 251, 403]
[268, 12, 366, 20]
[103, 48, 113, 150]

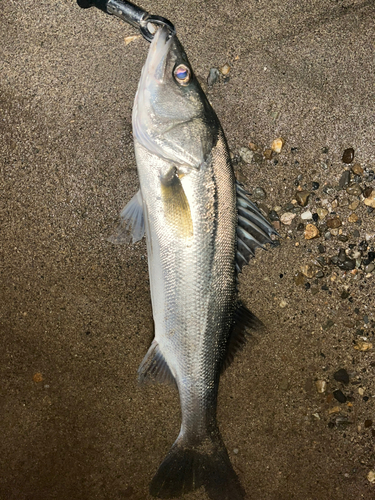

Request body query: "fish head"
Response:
[133, 27, 219, 170]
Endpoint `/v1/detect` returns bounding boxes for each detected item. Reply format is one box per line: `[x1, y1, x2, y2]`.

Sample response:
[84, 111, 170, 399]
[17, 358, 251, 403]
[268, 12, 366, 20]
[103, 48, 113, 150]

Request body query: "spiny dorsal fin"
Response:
[108, 189, 145, 245]
[222, 303, 264, 372]
[235, 181, 279, 273]
[138, 339, 176, 386]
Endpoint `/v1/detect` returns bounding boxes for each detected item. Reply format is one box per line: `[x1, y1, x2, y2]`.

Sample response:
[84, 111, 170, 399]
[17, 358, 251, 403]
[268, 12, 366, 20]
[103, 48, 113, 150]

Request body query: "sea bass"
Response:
[113, 26, 277, 499]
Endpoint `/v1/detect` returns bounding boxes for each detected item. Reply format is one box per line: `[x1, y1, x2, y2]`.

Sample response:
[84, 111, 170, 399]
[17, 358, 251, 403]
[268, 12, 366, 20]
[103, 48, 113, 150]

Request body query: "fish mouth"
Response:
[132, 26, 174, 158]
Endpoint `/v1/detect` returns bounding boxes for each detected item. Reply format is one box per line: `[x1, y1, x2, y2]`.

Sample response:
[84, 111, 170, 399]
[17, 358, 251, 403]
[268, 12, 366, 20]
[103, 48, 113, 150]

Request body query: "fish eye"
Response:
[174, 64, 191, 85]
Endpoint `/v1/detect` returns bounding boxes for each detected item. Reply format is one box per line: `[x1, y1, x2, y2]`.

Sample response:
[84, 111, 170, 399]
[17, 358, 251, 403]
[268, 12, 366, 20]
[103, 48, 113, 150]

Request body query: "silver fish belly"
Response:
[112, 26, 277, 500]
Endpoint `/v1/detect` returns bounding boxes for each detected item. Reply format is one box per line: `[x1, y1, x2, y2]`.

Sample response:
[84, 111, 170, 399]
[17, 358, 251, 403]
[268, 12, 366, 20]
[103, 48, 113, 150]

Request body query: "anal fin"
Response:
[138, 340, 176, 386]
[222, 303, 264, 372]
[108, 190, 145, 245]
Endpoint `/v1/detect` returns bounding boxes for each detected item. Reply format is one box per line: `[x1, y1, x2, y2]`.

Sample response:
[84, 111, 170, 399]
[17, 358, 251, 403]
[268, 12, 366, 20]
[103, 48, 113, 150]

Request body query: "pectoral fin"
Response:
[160, 167, 193, 238]
[108, 190, 145, 245]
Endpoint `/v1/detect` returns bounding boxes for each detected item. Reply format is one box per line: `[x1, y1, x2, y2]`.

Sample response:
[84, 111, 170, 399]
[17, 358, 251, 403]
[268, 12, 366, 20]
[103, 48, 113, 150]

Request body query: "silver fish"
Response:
[112, 27, 277, 500]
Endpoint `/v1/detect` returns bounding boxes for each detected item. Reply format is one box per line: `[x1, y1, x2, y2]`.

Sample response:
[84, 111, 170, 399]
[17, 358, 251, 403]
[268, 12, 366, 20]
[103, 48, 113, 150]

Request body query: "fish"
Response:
[111, 26, 278, 500]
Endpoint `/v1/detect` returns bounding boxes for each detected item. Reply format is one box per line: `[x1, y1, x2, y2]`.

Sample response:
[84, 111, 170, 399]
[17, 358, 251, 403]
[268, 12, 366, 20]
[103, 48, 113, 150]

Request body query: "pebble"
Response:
[324, 231, 332, 240]
[220, 63, 231, 76]
[348, 213, 359, 223]
[326, 217, 341, 229]
[349, 200, 359, 210]
[33, 372, 43, 383]
[271, 137, 284, 153]
[341, 290, 350, 299]
[367, 471, 375, 484]
[301, 264, 316, 278]
[316, 271, 324, 278]
[280, 212, 296, 225]
[365, 263, 375, 273]
[295, 190, 310, 207]
[318, 244, 326, 253]
[238, 147, 254, 164]
[338, 259, 356, 271]
[304, 224, 320, 239]
[294, 272, 305, 286]
[333, 389, 347, 403]
[279, 300, 288, 308]
[346, 183, 362, 196]
[312, 181, 320, 190]
[339, 170, 351, 189]
[342, 147, 355, 164]
[301, 210, 312, 220]
[248, 142, 257, 151]
[269, 210, 280, 221]
[354, 340, 373, 351]
[263, 149, 273, 160]
[207, 68, 220, 86]
[317, 208, 328, 219]
[315, 380, 327, 393]
[253, 187, 266, 199]
[352, 163, 363, 175]
[364, 186, 373, 198]
[364, 190, 375, 208]
[333, 368, 349, 385]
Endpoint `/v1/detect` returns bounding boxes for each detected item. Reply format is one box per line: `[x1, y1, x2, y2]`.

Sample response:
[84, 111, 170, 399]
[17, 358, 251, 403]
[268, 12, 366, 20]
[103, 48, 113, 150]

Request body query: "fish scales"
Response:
[111, 25, 278, 500]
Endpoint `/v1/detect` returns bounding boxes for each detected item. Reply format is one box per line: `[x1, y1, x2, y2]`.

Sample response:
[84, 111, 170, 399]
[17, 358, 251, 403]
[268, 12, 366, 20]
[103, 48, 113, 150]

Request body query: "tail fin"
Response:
[149, 434, 246, 500]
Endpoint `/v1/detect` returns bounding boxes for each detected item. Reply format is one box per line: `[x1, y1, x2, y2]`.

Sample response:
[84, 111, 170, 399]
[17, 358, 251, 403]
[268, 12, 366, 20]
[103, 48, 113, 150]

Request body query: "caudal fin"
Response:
[149, 435, 246, 500]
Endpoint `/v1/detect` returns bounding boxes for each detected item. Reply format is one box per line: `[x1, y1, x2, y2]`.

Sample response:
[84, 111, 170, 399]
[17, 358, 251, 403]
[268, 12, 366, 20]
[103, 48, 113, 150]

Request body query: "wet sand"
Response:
[1, 1, 375, 499]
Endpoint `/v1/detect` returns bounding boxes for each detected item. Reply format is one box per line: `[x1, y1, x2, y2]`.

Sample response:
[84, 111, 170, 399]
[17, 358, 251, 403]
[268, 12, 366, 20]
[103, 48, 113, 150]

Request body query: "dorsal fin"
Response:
[222, 303, 264, 372]
[138, 340, 176, 386]
[235, 181, 279, 273]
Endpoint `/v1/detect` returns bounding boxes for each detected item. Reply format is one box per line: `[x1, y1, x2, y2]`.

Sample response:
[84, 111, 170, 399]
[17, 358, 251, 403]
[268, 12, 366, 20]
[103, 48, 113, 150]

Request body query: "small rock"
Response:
[271, 137, 284, 153]
[295, 190, 310, 207]
[364, 190, 375, 208]
[333, 368, 349, 385]
[341, 290, 350, 299]
[269, 210, 280, 221]
[348, 213, 359, 223]
[365, 263, 374, 273]
[315, 380, 327, 393]
[248, 142, 257, 151]
[333, 389, 347, 403]
[280, 212, 296, 225]
[301, 264, 316, 278]
[363, 186, 373, 198]
[263, 149, 273, 160]
[301, 210, 312, 220]
[317, 208, 328, 219]
[338, 259, 355, 271]
[318, 244, 326, 253]
[358, 387, 365, 396]
[297, 222, 305, 232]
[253, 187, 266, 199]
[338, 234, 348, 242]
[238, 147, 254, 164]
[327, 217, 342, 229]
[272, 221, 281, 231]
[316, 271, 324, 278]
[349, 200, 359, 210]
[342, 147, 355, 164]
[220, 63, 231, 76]
[33, 373, 43, 383]
[352, 163, 363, 175]
[294, 272, 305, 286]
[279, 299, 288, 308]
[304, 224, 320, 240]
[354, 340, 373, 351]
[346, 183, 362, 196]
[207, 68, 220, 86]
[312, 181, 320, 190]
[323, 319, 334, 330]
[324, 231, 332, 240]
[339, 170, 351, 189]
[367, 471, 375, 484]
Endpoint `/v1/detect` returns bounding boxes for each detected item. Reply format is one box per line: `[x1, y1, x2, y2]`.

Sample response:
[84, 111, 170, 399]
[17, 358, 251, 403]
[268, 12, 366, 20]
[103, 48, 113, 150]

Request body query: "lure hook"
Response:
[77, 0, 175, 42]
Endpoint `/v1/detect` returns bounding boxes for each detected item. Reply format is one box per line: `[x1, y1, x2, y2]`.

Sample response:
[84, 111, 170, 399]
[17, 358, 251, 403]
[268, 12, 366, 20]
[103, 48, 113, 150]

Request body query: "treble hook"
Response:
[77, 0, 175, 42]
